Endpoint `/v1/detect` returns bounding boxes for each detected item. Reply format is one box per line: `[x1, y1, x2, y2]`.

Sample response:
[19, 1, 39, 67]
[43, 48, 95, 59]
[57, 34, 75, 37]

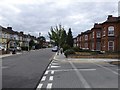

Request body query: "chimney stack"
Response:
[7, 27, 12, 30]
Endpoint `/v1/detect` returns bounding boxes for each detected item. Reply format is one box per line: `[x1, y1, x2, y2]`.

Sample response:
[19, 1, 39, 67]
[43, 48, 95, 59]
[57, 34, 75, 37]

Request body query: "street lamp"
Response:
[28, 35, 30, 51]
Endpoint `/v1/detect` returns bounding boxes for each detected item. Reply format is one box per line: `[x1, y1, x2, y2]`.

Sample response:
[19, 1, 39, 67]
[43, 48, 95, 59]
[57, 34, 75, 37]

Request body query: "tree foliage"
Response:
[48, 24, 73, 48]
[66, 28, 73, 47]
[37, 36, 46, 48]
[48, 24, 67, 47]
[29, 39, 35, 49]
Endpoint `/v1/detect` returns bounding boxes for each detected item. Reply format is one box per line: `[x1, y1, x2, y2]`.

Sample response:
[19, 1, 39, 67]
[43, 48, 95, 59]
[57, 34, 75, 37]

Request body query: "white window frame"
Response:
[77, 37, 79, 42]
[92, 32, 94, 38]
[80, 37, 81, 41]
[77, 43, 79, 47]
[85, 43, 88, 48]
[92, 43, 94, 50]
[97, 31, 101, 38]
[85, 35, 88, 40]
[80, 44, 82, 48]
[108, 26, 114, 36]
[108, 41, 114, 51]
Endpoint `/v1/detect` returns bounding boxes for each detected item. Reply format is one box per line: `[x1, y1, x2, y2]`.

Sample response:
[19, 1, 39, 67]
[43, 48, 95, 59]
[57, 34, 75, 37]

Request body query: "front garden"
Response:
[63, 46, 120, 59]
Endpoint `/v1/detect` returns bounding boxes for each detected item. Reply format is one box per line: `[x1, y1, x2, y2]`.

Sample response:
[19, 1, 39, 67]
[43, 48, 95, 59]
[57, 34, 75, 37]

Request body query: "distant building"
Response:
[0, 26, 38, 50]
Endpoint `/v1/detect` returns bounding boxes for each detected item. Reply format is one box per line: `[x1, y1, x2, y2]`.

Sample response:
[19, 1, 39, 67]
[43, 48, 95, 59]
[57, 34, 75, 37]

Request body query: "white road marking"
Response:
[45, 71, 49, 75]
[69, 61, 91, 88]
[51, 71, 54, 74]
[47, 66, 50, 69]
[41, 76, 46, 81]
[37, 83, 43, 89]
[51, 65, 60, 68]
[49, 76, 53, 81]
[2, 66, 8, 69]
[52, 63, 59, 65]
[47, 69, 96, 72]
[47, 83, 52, 89]
[93, 63, 120, 76]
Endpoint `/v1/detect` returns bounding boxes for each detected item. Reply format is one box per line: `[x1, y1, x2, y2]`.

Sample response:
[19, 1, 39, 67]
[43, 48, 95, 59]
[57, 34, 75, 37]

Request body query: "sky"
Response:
[0, 0, 119, 40]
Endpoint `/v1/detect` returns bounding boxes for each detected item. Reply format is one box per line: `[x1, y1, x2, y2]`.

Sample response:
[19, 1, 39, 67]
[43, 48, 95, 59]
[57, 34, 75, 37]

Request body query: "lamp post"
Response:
[28, 35, 30, 51]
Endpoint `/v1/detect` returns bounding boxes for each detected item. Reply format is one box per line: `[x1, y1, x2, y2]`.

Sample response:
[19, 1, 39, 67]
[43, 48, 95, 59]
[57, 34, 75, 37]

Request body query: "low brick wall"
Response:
[0, 50, 10, 55]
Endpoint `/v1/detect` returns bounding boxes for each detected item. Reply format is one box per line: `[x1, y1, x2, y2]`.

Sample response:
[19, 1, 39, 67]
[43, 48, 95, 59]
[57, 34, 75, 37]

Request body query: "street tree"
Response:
[66, 28, 73, 47]
[29, 39, 35, 49]
[48, 24, 67, 47]
[37, 36, 46, 48]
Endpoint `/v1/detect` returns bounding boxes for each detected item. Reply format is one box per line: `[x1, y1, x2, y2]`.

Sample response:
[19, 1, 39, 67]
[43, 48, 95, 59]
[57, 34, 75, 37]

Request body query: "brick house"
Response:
[118, 16, 120, 52]
[101, 15, 119, 52]
[76, 34, 81, 47]
[73, 37, 77, 47]
[80, 30, 91, 50]
[90, 23, 102, 51]
[74, 15, 120, 52]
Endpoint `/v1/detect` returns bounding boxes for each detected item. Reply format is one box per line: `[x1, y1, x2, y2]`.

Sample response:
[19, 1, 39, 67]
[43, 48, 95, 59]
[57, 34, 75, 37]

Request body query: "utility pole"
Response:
[39, 33, 41, 37]
[28, 34, 30, 51]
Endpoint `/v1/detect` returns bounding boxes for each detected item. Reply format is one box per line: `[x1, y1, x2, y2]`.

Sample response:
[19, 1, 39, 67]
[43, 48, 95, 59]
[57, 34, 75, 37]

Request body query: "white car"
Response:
[52, 46, 58, 52]
[17, 47, 21, 51]
[0, 46, 5, 50]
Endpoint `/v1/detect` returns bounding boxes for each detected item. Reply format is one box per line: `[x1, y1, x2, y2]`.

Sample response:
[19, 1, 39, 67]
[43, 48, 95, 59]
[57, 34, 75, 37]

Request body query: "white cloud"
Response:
[0, 0, 119, 38]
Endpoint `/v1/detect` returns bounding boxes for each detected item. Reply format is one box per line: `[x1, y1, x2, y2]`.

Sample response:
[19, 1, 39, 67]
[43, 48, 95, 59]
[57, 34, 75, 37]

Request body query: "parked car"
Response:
[0, 46, 6, 51]
[17, 47, 21, 51]
[9, 47, 21, 52]
[52, 46, 58, 52]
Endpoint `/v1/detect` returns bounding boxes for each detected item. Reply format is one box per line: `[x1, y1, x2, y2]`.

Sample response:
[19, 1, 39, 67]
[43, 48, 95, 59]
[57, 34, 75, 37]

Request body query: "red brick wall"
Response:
[75, 15, 119, 52]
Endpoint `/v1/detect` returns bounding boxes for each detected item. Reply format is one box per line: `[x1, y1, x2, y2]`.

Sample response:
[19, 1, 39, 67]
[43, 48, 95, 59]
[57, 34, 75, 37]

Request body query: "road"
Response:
[37, 54, 120, 89]
[2, 48, 55, 89]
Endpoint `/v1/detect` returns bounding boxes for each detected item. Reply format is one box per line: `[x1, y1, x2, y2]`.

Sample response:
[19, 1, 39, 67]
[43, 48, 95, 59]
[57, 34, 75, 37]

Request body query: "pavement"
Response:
[36, 53, 120, 89]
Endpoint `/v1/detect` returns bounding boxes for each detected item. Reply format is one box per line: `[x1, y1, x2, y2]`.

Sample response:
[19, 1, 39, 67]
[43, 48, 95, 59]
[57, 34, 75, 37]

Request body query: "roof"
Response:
[102, 15, 118, 24]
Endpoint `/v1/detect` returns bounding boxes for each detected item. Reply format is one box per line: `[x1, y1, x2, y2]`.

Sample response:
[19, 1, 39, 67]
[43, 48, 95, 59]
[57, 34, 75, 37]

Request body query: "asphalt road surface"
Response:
[37, 54, 120, 89]
[2, 48, 55, 89]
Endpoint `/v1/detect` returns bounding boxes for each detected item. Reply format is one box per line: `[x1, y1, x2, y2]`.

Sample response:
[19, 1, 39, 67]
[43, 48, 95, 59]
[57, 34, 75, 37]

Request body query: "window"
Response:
[85, 35, 88, 40]
[92, 43, 94, 50]
[96, 42, 101, 50]
[108, 41, 114, 51]
[80, 37, 81, 41]
[92, 32, 94, 38]
[85, 43, 88, 48]
[108, 26, 114, 36]
[77, 43, 79, 47]
[103, 30, 105, 36]
[97, 31, 101, 38]
[77, 37, 79, 42]
[5, 33, 7, 38]
[80, 44, 82, 48]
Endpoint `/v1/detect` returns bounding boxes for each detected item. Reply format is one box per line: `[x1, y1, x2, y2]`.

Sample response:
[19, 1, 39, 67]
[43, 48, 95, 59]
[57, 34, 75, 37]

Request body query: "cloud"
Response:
[0, 0, 119, 40]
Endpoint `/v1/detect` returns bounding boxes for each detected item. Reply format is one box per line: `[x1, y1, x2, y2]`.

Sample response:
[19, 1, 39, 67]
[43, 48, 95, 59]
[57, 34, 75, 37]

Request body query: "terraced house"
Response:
[74, 15, 120, 52]
[0, 26, 38, 51]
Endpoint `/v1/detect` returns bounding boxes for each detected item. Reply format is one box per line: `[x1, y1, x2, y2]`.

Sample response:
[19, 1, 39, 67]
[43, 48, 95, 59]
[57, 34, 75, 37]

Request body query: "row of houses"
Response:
[0, 26, 38, 50]
[74, 15, 120, 52]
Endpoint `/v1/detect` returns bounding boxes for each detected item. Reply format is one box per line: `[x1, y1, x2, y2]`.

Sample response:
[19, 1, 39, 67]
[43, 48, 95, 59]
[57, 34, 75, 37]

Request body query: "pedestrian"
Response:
[60, 48, 63, 54]
[57, 46, 60, 55]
